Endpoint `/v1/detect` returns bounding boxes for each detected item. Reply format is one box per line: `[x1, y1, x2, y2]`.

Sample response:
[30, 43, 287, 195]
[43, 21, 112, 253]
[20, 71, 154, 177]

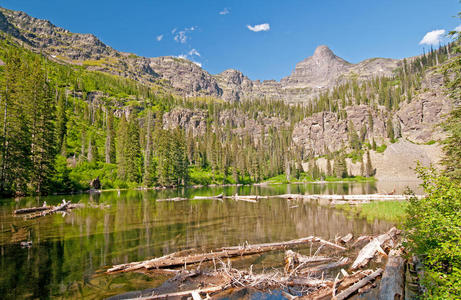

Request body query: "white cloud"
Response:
[174, 31, 187, 43]
[247, 23, 270, 32]
[219, 8, 230, 15]
[188, 49, 200, 57]
[156, 34, 163, 42]
[419, 29, 446, 45]
[455, 25, 461, 32]
[176, 54, 188, 60]
[171, 28, 177, 34]
[173, 26, 198, 44]
[192, 61, 202, 67]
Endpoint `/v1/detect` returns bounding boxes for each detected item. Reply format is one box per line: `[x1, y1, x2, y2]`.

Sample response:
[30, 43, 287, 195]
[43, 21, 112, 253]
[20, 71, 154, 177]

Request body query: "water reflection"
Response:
[0, 182, 404, 299]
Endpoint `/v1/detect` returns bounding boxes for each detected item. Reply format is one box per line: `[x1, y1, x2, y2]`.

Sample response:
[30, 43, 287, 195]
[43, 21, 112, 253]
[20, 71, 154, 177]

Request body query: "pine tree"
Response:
[116, 115, 128, 180]
[26, 58, 57, 194]
[387, 116, 395, 141]
[0, 50, 32, 195]
[366, 151, 374, 177]
[105, 108, 116, 163]
[56, 90, 67, 151]
[125, 114, 142, 182]
[143, 111, 156, 186]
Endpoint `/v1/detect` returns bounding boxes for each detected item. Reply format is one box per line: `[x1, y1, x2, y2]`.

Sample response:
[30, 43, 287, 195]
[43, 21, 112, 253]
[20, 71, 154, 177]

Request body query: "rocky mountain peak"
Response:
[312, 45, 336, 60]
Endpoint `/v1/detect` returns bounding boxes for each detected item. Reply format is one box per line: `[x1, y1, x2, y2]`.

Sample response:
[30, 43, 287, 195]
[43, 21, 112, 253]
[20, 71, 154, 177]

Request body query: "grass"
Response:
[265, 173, 375, 184]
[337, 200, 408, 223]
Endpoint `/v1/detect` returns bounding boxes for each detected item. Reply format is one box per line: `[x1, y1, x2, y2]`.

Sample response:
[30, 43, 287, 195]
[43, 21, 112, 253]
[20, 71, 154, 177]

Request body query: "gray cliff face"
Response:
[162, 108, 289, 140]
[292, 70, 453, 157]
[149, 57, 222, 97]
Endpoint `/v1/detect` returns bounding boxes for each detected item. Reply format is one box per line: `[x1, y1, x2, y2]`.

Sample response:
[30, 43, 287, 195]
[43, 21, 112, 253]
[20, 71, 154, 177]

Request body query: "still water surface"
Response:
[0, 182, 418, 299]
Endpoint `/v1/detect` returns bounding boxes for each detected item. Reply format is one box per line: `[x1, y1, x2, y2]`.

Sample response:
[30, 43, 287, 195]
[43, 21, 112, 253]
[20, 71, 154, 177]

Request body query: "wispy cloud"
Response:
[419, 29, 445, 45]
[188, 49, 200, 57]
[173, 26, 198, 44]
[219, 8, 230, 15]
[156, 34, 163, 42]
[455, 25, 461, 32]
[247, 23, 270, 32]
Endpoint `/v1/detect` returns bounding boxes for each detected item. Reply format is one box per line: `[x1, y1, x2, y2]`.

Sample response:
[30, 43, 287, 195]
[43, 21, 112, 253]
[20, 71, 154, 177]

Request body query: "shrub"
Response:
[404, 166, 461, 299]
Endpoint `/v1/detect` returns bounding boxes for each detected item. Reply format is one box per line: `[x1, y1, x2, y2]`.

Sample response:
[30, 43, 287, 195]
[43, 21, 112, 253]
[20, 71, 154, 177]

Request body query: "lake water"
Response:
[0, 182, 419, 299]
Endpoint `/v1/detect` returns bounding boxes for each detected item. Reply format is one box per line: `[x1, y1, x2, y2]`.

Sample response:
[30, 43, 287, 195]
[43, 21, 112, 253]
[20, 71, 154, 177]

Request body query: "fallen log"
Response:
[193, 193, 223, 200]
[351, 227, 399, 270]
[14, 206, 51, 214]
[132, 285, 226, 300]
[109, 236, 318, 273]
[224, 194, 267, 200]
[333, 268, 383, 300]
[340, 233, 353, 245]
[300, 257, 350, 274]
[378, 249, 405, 300]
[108, 235, 347, 274]
[156, 197, 189, 202]
[23, 200, 71, 220]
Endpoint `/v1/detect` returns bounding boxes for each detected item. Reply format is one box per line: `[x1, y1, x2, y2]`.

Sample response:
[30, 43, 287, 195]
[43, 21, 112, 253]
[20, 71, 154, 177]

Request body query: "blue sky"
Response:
[1, 0, 460, 80]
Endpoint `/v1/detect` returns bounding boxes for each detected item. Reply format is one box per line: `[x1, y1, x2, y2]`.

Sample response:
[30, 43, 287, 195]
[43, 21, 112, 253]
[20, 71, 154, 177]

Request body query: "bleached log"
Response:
[193, 193, 223, 200]
[333, 268, 383, 300]
[351, 227, 399, 270]
[340, 233, 353, 244]
[378, 249, 405, 300]
[300, 257, 350, 274]
[133, 285, 225, 300]
[14, 206, 51, 214]
[108, 236, 321, 273]
[156, 197, 188, 202]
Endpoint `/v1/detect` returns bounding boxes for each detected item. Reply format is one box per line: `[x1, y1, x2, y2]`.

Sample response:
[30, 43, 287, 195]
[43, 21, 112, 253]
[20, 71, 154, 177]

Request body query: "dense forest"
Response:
[0, 32, 458, 197]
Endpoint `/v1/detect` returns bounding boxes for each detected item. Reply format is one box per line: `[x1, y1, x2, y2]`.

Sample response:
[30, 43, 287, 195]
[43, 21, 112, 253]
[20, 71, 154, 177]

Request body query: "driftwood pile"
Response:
[107, 227, 405, 299]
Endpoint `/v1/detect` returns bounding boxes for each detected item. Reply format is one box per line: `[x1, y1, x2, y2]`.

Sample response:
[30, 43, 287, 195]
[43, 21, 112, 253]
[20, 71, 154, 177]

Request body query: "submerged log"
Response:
[135, 285, 226, 300]
[378, 249, 405, 300]
[333, 268, 383, 300]
[351, 227, 399, 270]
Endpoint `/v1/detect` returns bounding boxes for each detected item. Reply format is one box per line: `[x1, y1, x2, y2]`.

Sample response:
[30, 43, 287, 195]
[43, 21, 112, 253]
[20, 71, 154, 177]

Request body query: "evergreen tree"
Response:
[387, 116, 395, 141]
[26, 58, 57, 194]
[366, 151, 374, 177]
[0, 50, 32, 195]
[116, 115, 128, 180]
[105, 108, 116, 163]
[125, 114, 142, 182]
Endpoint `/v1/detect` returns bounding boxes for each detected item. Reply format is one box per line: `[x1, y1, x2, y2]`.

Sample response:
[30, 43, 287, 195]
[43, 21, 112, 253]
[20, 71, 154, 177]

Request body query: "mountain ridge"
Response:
[0, 6, 400, 103]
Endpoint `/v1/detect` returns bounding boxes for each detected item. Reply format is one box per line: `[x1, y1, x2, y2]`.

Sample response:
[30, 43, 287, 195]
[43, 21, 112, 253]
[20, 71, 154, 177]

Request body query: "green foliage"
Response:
[375, 144, 387, 153]
[441, 105, 461, 182]
[404, 166, 461, 299]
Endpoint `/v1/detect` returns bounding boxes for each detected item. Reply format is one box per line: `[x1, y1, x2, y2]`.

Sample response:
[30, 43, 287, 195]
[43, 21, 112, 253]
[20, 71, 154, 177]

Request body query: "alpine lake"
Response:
[0, 181, 422, 299]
